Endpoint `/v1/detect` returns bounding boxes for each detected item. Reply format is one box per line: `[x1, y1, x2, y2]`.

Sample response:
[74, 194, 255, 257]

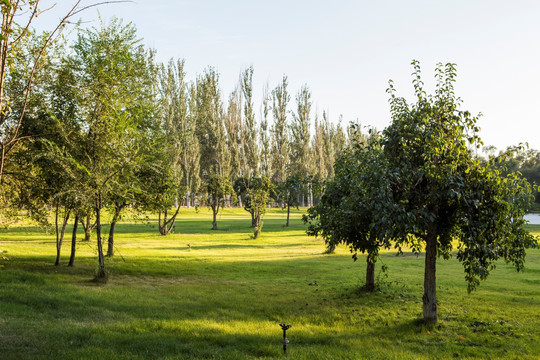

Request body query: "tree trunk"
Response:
[54, 204, 59, 265]
[159, 203, 182, 236]
[82, 213, 93, 242]
[365, 257, 375, 292]
[423, 227, 438, 324]
[251, 210, 256, 227]
[212, 204, 218, 230]
[107, 207, 121, 257]
[68, 214, 79, 267]
[324, 243, 336, 254]
[159, 209, 169, 235]
[55, 206, 71, 266]
[286, 202, 290, 227]
[95, 197, 106, 279]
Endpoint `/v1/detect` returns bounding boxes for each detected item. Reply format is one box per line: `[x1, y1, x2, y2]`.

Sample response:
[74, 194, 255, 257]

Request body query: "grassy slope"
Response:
[0, 208, 539, 360]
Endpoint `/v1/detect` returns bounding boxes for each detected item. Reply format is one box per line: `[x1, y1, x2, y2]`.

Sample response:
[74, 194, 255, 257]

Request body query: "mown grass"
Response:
[0, 207, 539, 359]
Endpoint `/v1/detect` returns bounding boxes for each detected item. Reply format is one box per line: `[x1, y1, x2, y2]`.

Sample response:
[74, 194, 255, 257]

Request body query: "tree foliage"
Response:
[382, 61, 538, 323]
[303, 128, 391, 290]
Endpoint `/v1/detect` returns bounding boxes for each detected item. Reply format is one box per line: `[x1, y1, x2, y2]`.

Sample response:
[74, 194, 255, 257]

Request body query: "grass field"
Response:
[0, 207, 539, 359]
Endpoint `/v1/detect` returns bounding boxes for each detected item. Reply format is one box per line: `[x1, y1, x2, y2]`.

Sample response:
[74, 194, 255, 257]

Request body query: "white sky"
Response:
[35, 0, 540, 150]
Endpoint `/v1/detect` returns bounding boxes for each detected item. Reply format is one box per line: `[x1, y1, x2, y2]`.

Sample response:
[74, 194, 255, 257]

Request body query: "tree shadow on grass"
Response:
[157, 242, 310, 251]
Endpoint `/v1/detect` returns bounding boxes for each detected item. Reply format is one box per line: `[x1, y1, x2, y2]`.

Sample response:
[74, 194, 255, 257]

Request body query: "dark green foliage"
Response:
[303, 129, 392, 290]
[382, 60, 538, 322]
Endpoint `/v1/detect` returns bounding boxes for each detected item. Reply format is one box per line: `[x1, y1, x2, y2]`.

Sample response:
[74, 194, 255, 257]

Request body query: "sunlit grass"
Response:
[0, 208, 539, 359]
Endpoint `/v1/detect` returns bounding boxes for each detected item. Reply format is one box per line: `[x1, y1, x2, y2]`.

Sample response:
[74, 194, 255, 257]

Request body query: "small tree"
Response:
[247, 176, 273, 238]
[234, 176, 273, 237]
[204, 174, 234, 230]
[303, 132, 392, 291]
[382, 61, 538, 323]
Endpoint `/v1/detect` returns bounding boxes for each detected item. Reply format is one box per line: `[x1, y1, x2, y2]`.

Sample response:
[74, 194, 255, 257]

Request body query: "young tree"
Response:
[246, 176, 273, 238]
[304, 134, 392, 291]
[382, 61, 538, 323]
[234, 175, 274, 231]
[68, 18, 154, 279]
[204, 173, 234, 230]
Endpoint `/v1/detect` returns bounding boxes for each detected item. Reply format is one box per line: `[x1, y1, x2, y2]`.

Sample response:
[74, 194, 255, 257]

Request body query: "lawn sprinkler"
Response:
[279, 323, 291, 354]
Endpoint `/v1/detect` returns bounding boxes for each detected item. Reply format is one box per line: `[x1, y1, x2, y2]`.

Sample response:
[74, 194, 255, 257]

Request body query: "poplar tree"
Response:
[259, 83, 272, 177]
[225, 87, 242, 180]
[290, 84, 312, 206]
[194, 68, 232, 229]
[240, 66, 258, 177]
[270, 75, 290, 184]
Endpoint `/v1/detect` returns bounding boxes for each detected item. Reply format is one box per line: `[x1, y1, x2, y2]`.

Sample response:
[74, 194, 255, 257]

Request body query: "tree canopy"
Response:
[382, 61, 538, 323]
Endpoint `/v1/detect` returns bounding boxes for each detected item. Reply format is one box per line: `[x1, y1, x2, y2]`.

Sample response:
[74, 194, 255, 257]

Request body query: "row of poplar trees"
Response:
[1, 18, 356, 278]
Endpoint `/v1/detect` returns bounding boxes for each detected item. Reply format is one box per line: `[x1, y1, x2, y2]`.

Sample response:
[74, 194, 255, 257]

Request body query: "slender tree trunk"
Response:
[365, 257, 376, 292]
[107, 206, 122, 257]
[159, 203, 182, 235]
[423, 226, 438, 324]
[68, 214, 79, 267]
[95, 195, 106, 279]
[55, 206, 71, 266]
[212, 203, 218, 230]
[82, 213, 92, 242]
[286, 202, 290, 227]
[55, 204, 60, 265]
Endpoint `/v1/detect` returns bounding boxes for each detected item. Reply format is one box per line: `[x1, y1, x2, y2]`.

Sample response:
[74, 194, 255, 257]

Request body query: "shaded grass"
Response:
[0, 208, 539, 359]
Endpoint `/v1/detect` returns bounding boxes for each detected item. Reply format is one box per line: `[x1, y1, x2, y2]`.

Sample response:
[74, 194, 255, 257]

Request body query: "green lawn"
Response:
[0, 208, 539, 359]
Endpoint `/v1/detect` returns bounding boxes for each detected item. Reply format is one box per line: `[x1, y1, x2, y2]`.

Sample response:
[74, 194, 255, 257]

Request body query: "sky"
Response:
[35, 0, 540, 150]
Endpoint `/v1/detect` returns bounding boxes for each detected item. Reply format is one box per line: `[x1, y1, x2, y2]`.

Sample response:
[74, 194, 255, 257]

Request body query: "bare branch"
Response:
[70, 1, 135, 17]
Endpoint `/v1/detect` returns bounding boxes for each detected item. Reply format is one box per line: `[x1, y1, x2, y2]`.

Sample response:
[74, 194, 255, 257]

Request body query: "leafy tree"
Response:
[204, 173, 234, 230]
[0, 0, 123, 185]
[304, 130, 392, 291]
[246, 176, 273, 238]
[67, 18, 154, 278]
[234, 175, 274, 232]
[382, 61, 538, 323]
